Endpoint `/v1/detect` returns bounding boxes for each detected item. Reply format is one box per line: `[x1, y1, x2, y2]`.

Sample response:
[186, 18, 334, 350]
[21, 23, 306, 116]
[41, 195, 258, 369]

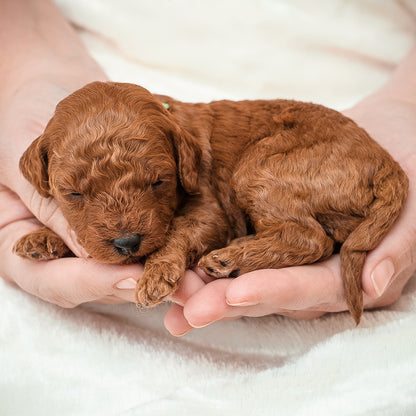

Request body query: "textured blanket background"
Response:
[1, 1, 416, 415]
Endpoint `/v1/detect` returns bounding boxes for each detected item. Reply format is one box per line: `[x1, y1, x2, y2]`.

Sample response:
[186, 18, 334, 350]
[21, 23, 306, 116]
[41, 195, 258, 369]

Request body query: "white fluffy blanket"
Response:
[1, 1, 416, 414]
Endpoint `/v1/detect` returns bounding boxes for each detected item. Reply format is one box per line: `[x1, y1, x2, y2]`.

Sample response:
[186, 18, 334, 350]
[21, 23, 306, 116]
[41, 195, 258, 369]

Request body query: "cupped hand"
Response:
[0, 79, 146, 306]
[0, 184, 141, 306]
[165, 92, 416, 336]
[0, 77, 101, 255]
[0, 0, 143, 307]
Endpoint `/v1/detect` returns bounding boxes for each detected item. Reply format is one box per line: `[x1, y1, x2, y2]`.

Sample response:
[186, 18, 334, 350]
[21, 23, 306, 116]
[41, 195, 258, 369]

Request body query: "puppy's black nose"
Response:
[112, 234, 141, 255]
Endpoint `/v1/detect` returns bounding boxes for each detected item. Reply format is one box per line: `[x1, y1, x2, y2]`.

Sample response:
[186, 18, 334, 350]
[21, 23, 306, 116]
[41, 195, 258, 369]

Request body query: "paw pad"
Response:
[198, 249, 240, 278]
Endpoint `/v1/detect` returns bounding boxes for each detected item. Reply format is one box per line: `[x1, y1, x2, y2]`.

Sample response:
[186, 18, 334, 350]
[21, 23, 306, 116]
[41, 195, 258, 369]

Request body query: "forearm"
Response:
[344, 45, 416, 165]
[0, 0, 106, 190]
[0, 0, 104, 90]
[379, 46, 416, 100]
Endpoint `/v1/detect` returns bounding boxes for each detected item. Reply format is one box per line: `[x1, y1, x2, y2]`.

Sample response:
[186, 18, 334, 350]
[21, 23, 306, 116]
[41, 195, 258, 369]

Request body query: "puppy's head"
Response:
[20, 81, 205, 263]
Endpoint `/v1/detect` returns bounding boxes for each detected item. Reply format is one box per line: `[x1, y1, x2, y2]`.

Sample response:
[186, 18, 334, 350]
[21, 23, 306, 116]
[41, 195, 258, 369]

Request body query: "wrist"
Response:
[345, 45, 416, 113]
[343, 90, 416, 177]
[0, 0, 108, 192]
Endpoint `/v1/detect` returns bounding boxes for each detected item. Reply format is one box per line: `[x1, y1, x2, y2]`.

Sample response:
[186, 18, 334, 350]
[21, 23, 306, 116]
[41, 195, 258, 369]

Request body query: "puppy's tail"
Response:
[341, 163, 408, 325]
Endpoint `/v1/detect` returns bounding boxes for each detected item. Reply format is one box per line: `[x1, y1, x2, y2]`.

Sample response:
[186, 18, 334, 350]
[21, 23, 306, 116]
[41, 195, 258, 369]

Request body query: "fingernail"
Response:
[226, 299, 258, 307]
[168, 298, 185, 307]
[188, 321, 212, 329]
[371, 258, 395, 297]
[115, 278, 137, 290]
[170, 329, 192, 337]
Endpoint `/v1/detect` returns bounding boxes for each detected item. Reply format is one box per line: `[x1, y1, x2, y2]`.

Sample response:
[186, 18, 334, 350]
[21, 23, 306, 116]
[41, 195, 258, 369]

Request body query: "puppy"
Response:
[14, 81, 408, 324]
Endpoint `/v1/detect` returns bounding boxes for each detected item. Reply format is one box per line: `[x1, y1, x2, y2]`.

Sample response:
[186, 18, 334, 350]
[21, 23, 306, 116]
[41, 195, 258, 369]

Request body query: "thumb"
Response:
[18, 180, 87, 258]
[362, 193, 416, 299]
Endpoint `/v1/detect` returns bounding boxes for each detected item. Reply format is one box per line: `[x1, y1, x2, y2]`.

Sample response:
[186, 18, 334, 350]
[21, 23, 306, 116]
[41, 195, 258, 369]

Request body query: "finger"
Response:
[182, 278, 240, 328]
[93, 296, 130, 305]
[112, 277, 139, 302]
[173, 263, 340, 330]
[0, 185, 33, 229]
[164, 304, 194, 336]
[165, 271, 214, 335]
[361, 183, 416, 299]
[225, 256, 348, 313]
[3, 220, 142, 307]
[165, 270, 210, 336]
[13, 256, 142, 308]
[1, 187, 140, 306]
[193, 266, 217, 283]
[168, 269, 206, 306]
[279, 310, 326, 320]
[18, 181, 87, 257]
[180, 277, 283, 327]
[182, 256, 344, 329]
[176, 275, 328, 329]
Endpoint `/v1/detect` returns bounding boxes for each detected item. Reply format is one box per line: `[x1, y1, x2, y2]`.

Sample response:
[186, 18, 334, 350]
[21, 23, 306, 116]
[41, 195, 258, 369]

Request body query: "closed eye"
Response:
[66, 191, 84, 200]
[151, 180, 164, 188]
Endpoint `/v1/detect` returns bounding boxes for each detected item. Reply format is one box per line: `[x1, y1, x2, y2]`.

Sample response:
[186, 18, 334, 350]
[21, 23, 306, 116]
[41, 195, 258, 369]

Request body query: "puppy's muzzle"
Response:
[112, 234, 142, 256]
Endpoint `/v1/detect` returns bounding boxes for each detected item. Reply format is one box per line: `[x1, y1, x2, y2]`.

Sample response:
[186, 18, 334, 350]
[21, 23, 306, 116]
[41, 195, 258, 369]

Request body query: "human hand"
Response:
[164, 83, 416, 336]
[0, 82, 145, 306]
[0, 0, 141, 307]
[0, 86, 142, 306]
[0, 0, 111, 255]
[0, 184, 142, 307]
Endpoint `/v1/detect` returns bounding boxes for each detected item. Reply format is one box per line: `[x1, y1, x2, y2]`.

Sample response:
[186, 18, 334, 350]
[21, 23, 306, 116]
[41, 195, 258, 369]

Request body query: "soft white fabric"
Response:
[1, 1, 416, 414]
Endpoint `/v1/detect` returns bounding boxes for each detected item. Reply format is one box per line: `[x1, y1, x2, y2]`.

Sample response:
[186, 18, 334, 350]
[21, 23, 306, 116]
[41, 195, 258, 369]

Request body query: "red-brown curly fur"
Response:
[14, 81, 408, 324]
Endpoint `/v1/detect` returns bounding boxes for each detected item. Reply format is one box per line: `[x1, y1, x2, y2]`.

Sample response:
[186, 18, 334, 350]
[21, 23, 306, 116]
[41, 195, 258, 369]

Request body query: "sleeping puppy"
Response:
[14, 81, 408, 324]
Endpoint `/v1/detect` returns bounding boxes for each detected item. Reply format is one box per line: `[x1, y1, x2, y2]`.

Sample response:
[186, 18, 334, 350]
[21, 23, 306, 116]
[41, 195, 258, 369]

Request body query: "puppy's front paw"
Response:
[198, 248, 241, 278]
[13, 227, 71, 260]
[135, 261, 183, 307]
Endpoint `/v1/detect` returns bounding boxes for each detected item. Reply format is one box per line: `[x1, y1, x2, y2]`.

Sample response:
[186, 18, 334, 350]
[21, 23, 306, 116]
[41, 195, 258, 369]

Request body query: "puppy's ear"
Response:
[19, 135, 51, 197]
[171, 126, 204, 195]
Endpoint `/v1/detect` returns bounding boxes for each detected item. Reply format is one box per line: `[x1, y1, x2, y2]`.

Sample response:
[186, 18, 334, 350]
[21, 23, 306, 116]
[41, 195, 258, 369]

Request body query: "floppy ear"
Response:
[171, 125, 205, 195]
[19, 135, 51, 198]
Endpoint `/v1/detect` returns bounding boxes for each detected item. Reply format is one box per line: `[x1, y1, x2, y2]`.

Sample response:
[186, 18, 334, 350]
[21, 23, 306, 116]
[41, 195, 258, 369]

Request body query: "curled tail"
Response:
[341, 163, 408, 325]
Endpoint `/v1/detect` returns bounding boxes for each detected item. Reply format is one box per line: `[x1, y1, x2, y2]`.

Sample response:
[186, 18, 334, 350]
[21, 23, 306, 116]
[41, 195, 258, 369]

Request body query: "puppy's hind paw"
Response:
[198, 249, 241, 278]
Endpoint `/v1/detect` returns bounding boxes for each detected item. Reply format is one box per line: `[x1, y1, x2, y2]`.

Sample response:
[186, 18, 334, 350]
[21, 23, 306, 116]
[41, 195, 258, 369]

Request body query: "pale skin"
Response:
[166, 50, 416, 334]
[1, 0, 415, 334]
[166, 49, 416, 335]
[0, 0, 141, 305]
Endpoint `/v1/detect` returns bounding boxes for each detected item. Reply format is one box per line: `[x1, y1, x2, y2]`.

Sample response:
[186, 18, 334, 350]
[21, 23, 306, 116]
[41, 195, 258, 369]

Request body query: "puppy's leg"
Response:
[13, 226, 72, 260]
[199, 218, 334, 277]
[136, 192, 232, 307]
[198, 235, 254, 277]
